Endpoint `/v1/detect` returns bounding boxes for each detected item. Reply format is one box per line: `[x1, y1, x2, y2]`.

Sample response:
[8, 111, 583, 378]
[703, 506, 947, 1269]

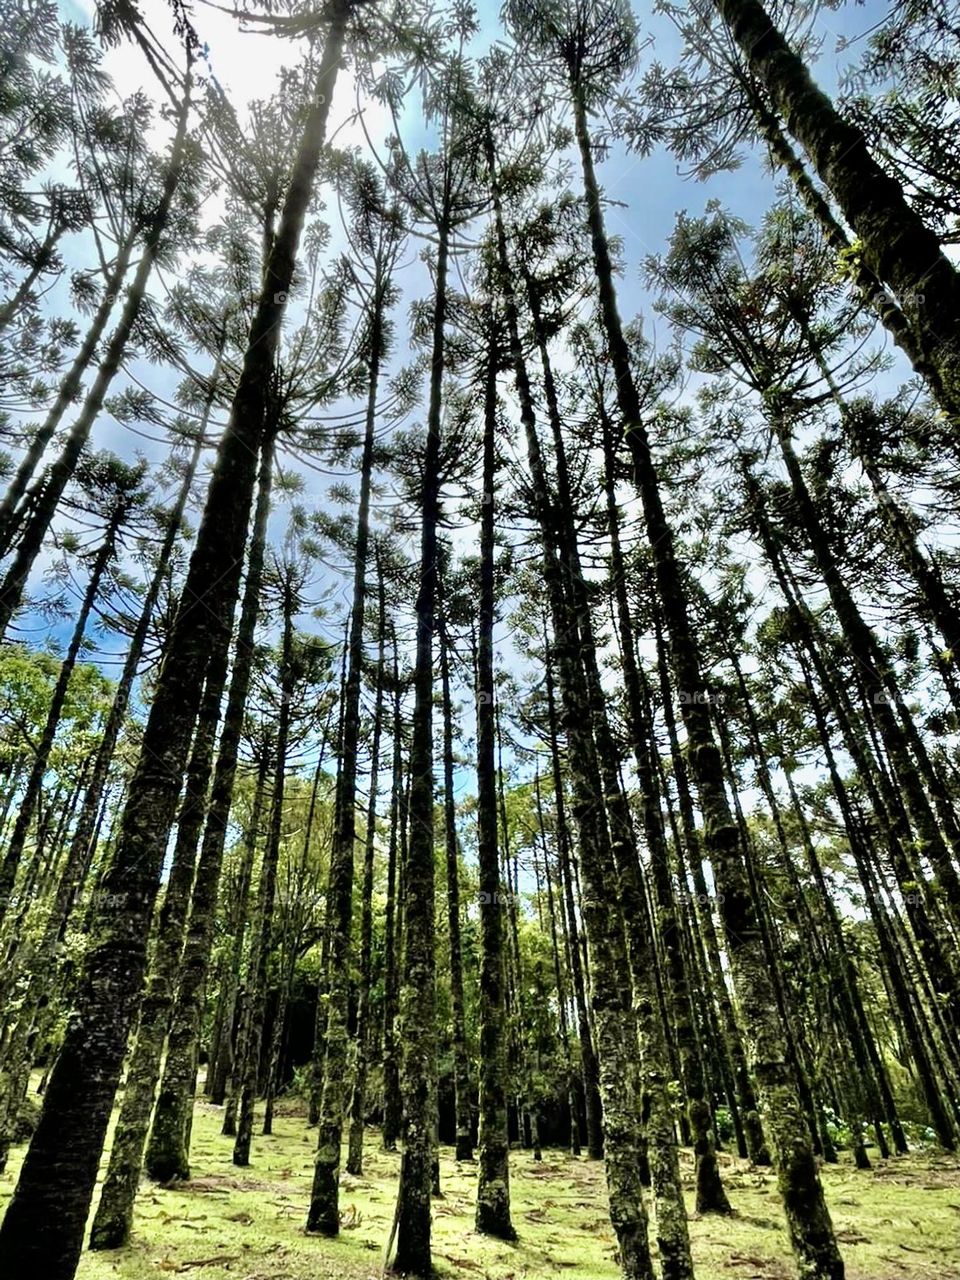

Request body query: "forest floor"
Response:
[2, 1094, 959, 1280]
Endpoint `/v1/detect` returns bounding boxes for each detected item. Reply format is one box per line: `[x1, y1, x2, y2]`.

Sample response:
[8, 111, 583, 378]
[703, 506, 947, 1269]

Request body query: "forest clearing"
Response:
[2, 0, 960, 1275]
[5, 1096, 960, 1280]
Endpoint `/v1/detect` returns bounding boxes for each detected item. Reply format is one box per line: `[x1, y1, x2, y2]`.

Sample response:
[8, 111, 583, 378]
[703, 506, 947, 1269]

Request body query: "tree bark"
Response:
[474, 327, 516, 1239]
[713, 0, 960, 418]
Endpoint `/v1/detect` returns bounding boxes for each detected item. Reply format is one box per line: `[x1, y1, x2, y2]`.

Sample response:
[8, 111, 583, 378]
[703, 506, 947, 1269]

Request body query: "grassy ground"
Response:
[2, 1095, 959, 1279]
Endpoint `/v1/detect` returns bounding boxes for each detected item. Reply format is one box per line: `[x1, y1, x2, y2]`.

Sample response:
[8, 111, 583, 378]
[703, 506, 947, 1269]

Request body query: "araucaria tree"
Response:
[2, 1, 960, 1280]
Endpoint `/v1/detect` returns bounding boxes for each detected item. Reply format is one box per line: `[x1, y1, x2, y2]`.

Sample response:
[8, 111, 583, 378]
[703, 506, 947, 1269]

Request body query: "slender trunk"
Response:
[308, 261, 385, 1233]
[571, 87, 841, 1277]
[546, 644, 603, 1158]
[0, 233, 134, 559]
[66, 428, 207, 913]
[438, 591, 472, 1162]
[233, 583, 296, 1167]
[475, 329, 516, 1238]
[748, 87, 949, 413]
[0, 218, 66, 338]
[488, 133, 654, 1280]
[381, 626, 404, 1151]
[389, 199, 448, 1278]
[88, 646, 228, 1249]
[345, 561, 386, 1176]
[530, 282, 692, 1278]
[598, 401, 729, 1215]
[535, 769, 580, 1156]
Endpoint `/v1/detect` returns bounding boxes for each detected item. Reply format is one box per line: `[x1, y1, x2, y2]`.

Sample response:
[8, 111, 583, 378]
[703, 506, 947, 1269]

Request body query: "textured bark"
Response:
[233, 576, 296, 1167]
[438, 589, 473, 1163]
[489, 138, 654, 1280]
[88, 651, 227, 1250]
[804, 665, 959, 1149]
[149, 743, 267, 1180]
[748, 88, 952, 415]
[345, 562, 386, 1176]
[538, 789, 580, 1157]
[598, 402, 729, 1217]
[307, 614, 351, 1127]
[308, 251, 385, 1233]
[771, 409, 960, 932]
[0, 23, 346, 1270]
[66, 429, 207, 916]
[714, 0, 960, 417]
[205, 443, 277, 1122]
[381, 626, 404, 1152]
[571, 86, 842, 1278]
[729, 653, 882, 1158]
[389, 200, 448, 1280]
[751, 487, 959, 1147]
[531, 291, 692, 1279]
[784, 770, 906, 1155]
[474, 330, 515, 1240]
[545, 649, 603, 1160]
[747, 463, 960, 1043]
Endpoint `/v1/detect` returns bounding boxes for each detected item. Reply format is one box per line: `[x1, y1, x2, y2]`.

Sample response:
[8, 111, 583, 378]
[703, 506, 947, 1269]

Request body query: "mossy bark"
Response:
[0, 28, 348, 1267]
[233, 577, 296, 1168]
[598, 401, 729, 1217]
[475, 329, 515, 1241]
[65, 429, 207, 916]
[89, 658, 227, 1249]
[488, 136, 654, 1280]
[652, 614, 768, 1167]
[308, 244, 385, 1234]
[714, 0, 960, 418]
[438, 589, 473, 1164]
[389, 199, 448, 1280]
[345, 562, 386, 1177]
[545, 650, 603, 1160]
[381, 627, 404, 1153]
[572, 85, 842, 1279]
[531, 286, 693, 1279]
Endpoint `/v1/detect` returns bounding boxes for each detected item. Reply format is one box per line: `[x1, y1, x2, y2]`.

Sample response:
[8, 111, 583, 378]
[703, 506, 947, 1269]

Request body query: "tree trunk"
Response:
[88, 648, 228, 1249]
[345, 558, 386, 1176]
[713, 0, 960, 417]
[233, 578, 296, 1167]
[389, 200, 448, 1280]
[308, 251, 386, 1232]
[0, 232, 134, 559]
[0, 512, 121, 924]
[438, 582, 473, 1163]
[381, 625, 404, 1152]
[475, 327, 516, 1239]
[571, 85, 842, 1278]
[488, 135, 655, 1280]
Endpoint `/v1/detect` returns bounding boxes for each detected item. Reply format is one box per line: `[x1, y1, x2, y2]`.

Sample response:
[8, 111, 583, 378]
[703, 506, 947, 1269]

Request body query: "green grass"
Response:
[2, 1094, 959, 1279]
